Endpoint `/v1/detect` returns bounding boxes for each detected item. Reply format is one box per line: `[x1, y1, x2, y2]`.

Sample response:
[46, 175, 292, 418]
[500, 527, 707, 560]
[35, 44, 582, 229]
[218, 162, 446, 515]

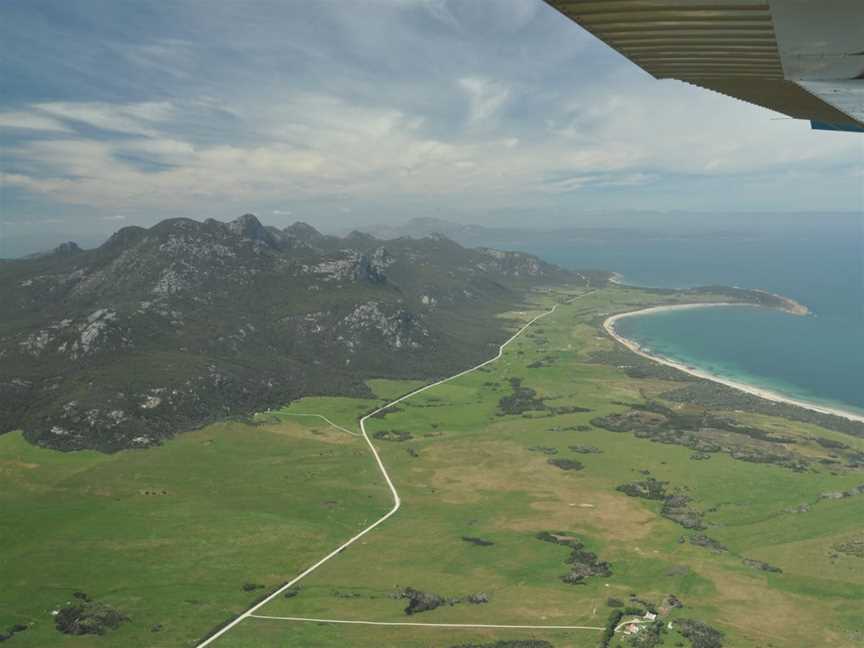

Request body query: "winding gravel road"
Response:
[198, 291, 597, 646]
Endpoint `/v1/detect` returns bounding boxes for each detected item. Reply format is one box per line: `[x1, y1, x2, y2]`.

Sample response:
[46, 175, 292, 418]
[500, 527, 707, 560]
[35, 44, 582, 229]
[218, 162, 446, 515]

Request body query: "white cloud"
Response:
[0, 217, 64, 227]
[2, 172, 39, 188]
[123, 138, 195, 157]
[0, 112, 70, 132]
[459, 77, 511, 125]
[34, 102, 175, 136]
[5, 81, 862, 216]
[120, 39, 198, 80]
[546, 80, 861, 177]
[540, 172, 657, 194]
[3, 0, 862, 230]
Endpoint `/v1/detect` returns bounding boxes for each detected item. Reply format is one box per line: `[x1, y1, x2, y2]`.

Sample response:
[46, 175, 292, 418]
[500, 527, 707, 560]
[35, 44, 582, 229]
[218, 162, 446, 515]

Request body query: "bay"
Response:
[517, 218, 864, 416]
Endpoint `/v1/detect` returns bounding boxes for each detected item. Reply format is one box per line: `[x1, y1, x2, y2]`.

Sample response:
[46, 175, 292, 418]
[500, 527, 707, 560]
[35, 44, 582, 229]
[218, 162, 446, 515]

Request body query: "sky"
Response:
[1, 0, 863, 255]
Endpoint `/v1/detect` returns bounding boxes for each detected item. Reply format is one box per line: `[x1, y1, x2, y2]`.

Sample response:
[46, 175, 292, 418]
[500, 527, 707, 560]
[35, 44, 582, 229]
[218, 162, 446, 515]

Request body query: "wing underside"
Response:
[547, 0, 864, 131]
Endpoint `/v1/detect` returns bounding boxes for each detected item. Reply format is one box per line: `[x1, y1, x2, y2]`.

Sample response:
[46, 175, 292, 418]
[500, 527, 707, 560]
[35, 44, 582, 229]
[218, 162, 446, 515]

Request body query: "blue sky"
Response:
[1, 0, 862, 253]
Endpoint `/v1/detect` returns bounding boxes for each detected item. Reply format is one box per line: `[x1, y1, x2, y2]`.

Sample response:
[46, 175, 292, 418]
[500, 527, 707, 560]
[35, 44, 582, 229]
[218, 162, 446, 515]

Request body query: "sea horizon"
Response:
[508, 217, 864, 419]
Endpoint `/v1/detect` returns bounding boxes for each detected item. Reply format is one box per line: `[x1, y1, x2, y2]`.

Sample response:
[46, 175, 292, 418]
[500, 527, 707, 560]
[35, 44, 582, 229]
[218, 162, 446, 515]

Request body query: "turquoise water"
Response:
[517, 221, 864, 415]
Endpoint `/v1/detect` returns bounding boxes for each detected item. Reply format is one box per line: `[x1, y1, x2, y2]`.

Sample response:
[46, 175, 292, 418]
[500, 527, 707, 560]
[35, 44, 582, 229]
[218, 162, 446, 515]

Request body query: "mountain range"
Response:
[0, 214, 605, 452]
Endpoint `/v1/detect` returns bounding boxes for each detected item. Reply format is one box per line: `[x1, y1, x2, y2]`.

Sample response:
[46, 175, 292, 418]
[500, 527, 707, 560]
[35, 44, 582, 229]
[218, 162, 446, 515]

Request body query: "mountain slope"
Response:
[0, 215, 602, 451]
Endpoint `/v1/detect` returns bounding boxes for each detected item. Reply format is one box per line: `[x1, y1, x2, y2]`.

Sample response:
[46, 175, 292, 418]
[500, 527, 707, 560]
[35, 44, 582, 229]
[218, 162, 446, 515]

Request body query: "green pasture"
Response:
[0, 395, 386, 648]
[2, 286, 862, 647]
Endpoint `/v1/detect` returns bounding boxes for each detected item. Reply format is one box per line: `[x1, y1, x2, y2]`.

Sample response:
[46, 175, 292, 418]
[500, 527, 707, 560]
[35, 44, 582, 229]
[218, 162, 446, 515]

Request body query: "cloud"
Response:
[1, 0, 862, 236]
[0, 217, 64, 227]
[120, 39, 199, 80]
[544, 81, 860, 176]
[459, 77, 511, 125]
[6, 76, 860, 219]
[2, 173, 39, 188]
[0, 112, 70, 132]
[5, 85, 858, 217]
[540, 171, 659, 194]
[34, 102, 175, 136]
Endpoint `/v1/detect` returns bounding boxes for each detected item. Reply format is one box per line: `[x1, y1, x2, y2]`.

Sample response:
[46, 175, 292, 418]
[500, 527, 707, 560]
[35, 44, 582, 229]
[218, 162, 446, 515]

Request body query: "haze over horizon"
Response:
[2, 0, 863, 256]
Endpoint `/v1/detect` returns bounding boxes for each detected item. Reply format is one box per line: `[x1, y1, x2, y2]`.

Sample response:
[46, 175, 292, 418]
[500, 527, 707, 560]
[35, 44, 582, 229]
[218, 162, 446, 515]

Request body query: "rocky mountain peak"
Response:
[228, 213, 276, 247]
[53, 241, 82, 256]
[346, 230, 377, 242]
[101, 225, 148, 250]
[356, 246, 394, 284]
[284, 221, 322, 241]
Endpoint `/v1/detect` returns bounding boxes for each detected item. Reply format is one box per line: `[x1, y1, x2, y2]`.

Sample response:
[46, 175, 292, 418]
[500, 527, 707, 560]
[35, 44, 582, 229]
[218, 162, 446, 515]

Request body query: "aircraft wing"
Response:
[546, 0, 864, 132]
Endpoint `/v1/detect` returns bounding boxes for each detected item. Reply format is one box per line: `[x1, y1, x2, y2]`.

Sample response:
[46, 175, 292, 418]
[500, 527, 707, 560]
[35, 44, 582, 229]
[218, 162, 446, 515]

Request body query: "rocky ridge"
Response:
[0, 214, 601, 451]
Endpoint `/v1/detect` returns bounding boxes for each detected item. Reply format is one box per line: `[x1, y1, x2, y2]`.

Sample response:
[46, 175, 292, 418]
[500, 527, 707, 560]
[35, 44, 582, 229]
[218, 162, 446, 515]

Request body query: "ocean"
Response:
[516, 218, 864, 417]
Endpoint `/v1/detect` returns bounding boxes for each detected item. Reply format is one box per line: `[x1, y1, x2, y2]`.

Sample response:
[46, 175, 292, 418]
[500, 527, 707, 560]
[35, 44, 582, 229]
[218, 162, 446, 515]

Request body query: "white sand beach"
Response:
[603, 304, 864, 425]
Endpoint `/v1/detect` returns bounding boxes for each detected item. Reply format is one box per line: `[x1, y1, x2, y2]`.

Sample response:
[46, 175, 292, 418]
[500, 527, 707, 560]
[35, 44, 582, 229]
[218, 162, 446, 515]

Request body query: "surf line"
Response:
[603, 303, 864, 425]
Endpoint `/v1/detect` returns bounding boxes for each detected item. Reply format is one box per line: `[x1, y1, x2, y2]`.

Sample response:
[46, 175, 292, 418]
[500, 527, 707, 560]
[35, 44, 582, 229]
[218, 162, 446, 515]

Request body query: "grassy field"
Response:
[0, 395, 389, 647]
[2, 285, 863, 647]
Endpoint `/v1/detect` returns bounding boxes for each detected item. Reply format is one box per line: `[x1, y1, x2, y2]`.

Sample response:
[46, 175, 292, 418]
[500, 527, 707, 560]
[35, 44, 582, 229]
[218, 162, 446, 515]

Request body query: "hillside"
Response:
[0, 215, 605, 452]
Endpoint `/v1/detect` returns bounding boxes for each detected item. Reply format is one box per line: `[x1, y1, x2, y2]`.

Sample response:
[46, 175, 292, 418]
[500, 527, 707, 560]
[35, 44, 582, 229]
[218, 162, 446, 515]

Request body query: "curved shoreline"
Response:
[603, 303, 864, 425]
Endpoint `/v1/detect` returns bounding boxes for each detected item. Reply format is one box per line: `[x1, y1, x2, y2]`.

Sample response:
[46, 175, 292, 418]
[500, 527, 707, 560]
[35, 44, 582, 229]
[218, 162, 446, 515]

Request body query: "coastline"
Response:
[603, 303, 864, 425]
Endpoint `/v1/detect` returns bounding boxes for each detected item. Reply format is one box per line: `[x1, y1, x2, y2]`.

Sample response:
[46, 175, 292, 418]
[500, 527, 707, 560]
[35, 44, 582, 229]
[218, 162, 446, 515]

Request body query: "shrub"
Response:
[55, 602, 128, 636]
[678, 619, 724, 648]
